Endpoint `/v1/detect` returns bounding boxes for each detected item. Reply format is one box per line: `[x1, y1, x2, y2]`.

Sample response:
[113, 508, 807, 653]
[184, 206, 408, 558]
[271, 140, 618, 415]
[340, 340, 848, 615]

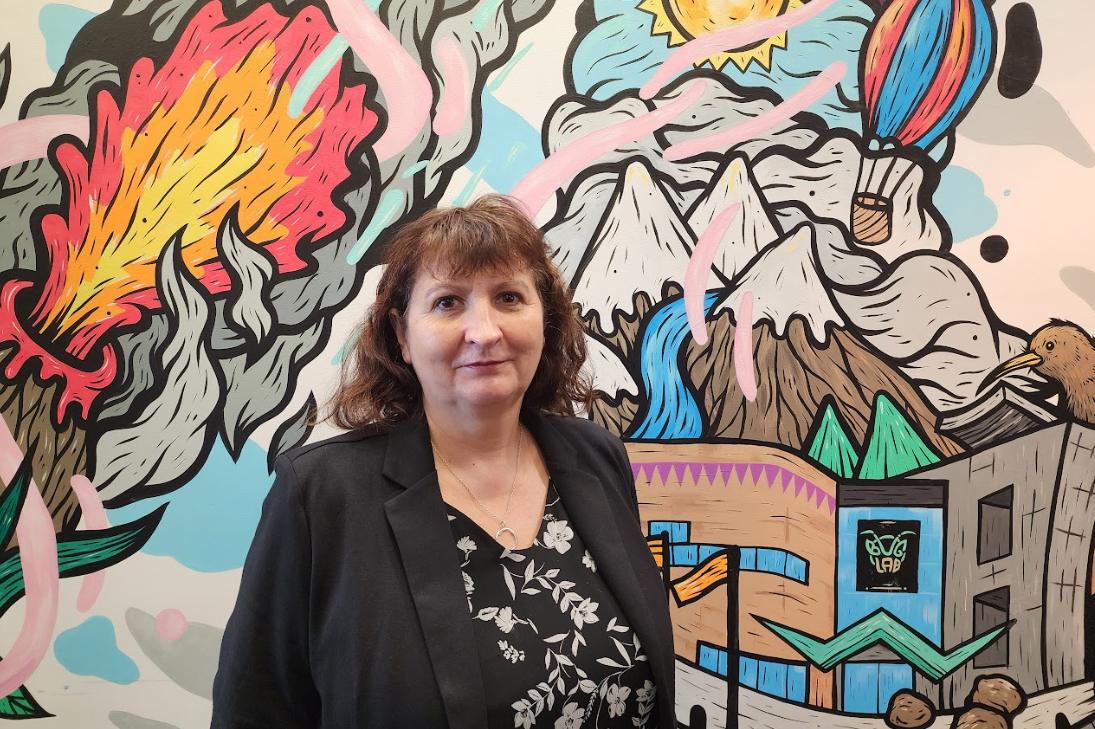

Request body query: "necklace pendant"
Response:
[495, 526, 519, 550]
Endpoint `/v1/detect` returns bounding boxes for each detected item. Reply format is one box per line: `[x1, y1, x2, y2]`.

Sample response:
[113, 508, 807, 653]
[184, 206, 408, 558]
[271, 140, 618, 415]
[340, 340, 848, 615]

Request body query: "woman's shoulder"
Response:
[276, 423, 393, 480]
[536, 412, 621, 446]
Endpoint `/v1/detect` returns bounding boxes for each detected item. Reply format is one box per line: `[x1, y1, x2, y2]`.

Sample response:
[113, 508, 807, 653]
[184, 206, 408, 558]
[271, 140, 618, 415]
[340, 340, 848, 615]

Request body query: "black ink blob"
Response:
[980, 235, 1009, 262]
[999, 3, 1042, 99]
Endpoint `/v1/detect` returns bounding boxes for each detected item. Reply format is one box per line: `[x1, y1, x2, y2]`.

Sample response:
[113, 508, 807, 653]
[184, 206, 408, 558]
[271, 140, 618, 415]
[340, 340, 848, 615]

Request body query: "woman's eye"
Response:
[434, 296, 458, 310]
[499, 292, 522, 305]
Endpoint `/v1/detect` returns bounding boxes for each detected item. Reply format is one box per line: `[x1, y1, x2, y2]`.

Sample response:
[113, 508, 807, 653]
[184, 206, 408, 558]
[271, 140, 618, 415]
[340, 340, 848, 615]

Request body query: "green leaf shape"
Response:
[757, 608, 1012, 681]
[0, 505, 167, 615]
[0, 683, 52, 719]
[857, 393, 940, 479]
[806, 401, 861, 478]
[0, 457, 34, 549]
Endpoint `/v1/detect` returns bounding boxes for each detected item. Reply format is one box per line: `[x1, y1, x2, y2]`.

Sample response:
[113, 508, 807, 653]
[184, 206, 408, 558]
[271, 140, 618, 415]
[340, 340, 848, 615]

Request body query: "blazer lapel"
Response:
[383, 422, 488, 729]
[526, 416, 674, 725]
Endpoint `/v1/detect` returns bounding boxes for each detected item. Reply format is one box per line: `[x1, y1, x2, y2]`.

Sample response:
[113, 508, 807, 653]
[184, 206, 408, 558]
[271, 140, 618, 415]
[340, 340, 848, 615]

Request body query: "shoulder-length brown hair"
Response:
[326, 194, 593, 428]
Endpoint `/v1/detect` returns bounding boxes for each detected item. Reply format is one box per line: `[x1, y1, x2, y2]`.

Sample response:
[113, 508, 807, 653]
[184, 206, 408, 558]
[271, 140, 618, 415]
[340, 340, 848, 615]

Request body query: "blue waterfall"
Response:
[630, 292, 719, 440]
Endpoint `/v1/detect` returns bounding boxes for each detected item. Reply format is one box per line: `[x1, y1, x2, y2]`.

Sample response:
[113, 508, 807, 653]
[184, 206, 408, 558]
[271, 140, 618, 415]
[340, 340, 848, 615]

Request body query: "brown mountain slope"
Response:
[682, 313, 963, 455]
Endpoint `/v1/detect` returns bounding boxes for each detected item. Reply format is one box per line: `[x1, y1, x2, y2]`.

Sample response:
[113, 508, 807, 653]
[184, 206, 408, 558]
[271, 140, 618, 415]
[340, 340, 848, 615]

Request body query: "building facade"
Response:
[834, 422, 1095, 711]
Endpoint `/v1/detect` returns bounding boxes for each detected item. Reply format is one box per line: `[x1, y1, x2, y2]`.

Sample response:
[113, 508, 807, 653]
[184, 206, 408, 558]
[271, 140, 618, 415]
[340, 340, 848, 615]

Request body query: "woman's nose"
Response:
[464, 300, 503, 344]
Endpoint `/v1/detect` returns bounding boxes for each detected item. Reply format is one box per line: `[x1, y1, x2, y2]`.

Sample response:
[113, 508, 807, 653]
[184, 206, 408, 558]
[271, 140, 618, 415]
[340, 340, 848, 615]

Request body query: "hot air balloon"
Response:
[851, 0, 996, 246]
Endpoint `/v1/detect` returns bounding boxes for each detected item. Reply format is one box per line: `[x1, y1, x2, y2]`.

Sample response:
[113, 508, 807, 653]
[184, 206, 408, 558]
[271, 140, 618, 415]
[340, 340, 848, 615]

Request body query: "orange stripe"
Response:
[672, 554, 728, 604]
[646, 536, 664, 568]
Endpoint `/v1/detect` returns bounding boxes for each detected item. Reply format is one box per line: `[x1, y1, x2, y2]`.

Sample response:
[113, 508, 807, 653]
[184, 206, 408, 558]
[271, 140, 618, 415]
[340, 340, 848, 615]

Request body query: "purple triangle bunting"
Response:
[734, 464, 748, 483]
[794, 476, 806, 496]
[689, 463, 704, 484]
[764, 465, 780, 488]
[704, 464, 720, 484]
[631, 464, 642, 480]
[656, 463, 672, 485]
[805, 483, 816, 501]
[673, 463, 687, 485]
[749, 464, 763, 485]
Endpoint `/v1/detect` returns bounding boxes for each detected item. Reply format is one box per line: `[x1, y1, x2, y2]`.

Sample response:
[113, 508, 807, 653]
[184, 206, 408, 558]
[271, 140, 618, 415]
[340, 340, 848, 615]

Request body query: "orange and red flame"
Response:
[0, 2, 377, 422]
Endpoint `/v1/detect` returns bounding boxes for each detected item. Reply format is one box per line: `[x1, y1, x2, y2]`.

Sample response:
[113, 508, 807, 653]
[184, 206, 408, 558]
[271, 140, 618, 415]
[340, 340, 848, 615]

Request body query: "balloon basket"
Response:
[851, 193, 892, 245]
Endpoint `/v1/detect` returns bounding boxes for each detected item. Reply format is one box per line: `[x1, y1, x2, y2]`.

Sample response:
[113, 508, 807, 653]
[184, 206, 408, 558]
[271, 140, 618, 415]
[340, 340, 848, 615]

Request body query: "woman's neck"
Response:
[424, 403, 524, 465]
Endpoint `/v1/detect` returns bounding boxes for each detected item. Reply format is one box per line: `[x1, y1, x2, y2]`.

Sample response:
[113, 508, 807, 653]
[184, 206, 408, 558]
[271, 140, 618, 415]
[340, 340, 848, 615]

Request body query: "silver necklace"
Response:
[432, 426, 524, 549]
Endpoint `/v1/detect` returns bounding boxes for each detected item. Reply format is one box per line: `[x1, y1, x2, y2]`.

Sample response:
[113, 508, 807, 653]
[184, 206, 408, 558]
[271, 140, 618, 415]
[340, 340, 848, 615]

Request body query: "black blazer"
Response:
[211, 412, 676, 728]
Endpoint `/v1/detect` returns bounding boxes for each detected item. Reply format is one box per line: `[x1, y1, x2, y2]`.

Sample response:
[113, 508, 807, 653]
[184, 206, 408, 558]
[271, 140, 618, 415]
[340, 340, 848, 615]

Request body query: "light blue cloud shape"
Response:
[569, 0, 874, 131]
[105, 439, 275, 573]
[932, 165, 998, 244]
[54, 616, 139, 684]
[38, 4, 99, 73]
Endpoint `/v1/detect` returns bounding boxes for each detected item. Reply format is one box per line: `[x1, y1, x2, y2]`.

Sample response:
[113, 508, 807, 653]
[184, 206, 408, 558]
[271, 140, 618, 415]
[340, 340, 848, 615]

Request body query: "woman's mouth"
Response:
[463, 360, 504, 370]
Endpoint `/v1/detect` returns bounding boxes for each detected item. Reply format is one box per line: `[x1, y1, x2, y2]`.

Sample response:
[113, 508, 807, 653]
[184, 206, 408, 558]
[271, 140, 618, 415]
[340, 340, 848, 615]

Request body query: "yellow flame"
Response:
[41, 41, 323, 340]
[637, 0, 800, 72]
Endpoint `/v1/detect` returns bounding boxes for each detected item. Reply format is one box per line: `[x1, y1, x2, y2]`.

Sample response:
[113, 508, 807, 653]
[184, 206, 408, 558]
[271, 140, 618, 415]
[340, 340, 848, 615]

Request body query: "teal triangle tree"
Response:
[857, 392, 941, 479]
[805, 397, 861, 478]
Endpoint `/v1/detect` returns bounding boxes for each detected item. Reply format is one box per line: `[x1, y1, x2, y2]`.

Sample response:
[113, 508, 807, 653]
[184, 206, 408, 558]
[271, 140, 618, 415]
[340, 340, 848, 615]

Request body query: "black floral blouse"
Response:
[446, 482, 659, 729]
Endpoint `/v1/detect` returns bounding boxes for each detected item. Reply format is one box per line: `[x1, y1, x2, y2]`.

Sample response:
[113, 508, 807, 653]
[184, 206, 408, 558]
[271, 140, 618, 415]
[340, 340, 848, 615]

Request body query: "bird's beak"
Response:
[979, 352, 1043, 392]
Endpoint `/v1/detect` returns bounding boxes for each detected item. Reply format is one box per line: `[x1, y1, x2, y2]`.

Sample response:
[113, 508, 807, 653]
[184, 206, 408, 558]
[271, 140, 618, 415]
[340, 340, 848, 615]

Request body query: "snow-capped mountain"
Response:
[686, 154, 781, 285]
[570, 159, 696, 334]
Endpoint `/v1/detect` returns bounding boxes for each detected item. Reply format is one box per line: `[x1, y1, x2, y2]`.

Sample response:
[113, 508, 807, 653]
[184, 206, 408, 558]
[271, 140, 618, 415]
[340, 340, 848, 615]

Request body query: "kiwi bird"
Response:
[981, 320, 1095, 426]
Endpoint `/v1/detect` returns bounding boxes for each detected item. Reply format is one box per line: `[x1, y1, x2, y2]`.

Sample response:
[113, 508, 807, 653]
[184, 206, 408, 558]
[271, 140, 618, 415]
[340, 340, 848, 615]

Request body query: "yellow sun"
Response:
[637, 0, 803, 72]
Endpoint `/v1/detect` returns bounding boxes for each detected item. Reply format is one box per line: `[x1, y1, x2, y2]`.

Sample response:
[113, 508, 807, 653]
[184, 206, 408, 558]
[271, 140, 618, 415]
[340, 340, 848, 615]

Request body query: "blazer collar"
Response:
[383, 413, 673, 729]
[380, 411, 579, 489]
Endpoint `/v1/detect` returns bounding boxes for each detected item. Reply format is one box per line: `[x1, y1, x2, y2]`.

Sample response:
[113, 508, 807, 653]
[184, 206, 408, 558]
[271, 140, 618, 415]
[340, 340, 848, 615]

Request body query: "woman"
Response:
[211, 195, 676, 728]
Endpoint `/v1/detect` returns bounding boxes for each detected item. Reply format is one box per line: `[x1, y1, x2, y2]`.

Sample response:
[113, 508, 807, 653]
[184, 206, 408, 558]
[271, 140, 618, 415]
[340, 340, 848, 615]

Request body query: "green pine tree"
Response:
[857, 393, 941, 479]
[806, 401, 860, 478]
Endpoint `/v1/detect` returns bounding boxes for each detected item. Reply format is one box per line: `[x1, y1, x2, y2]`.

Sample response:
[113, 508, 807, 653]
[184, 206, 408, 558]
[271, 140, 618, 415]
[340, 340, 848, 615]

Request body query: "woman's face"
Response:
[393, 266, 545, 418]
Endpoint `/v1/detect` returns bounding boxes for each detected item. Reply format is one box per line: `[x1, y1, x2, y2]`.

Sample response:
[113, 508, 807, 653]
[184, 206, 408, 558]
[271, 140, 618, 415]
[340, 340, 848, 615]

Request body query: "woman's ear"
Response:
[390, 308, 411, 363]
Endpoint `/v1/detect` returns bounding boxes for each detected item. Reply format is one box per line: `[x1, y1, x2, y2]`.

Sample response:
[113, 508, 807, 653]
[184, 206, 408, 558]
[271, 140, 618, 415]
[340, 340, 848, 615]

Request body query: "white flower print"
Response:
[542, 520, 574, 554]
[457, 536, 477, 566]
[495, 606, 519, 633]
[634, 680, 656, 727]
[582, 550, 596, 572]
[570, 597, 599, 629]
[554, 702, 584, 729]
[462, 571, 475, 596]
[607, 684, 631, 718]
[498, 639, 525, 663]
[512, 698, 536, 729]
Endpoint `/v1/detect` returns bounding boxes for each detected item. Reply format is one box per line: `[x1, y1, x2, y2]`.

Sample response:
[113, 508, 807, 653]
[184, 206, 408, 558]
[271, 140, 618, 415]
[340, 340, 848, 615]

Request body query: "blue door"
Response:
[843, 663, 912, 714]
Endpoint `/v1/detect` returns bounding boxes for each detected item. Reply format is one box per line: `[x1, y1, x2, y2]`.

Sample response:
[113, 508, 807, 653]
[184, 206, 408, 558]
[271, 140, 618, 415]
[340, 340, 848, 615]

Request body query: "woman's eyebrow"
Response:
[497, 278, 533, 290]
[423, 281, 464, 296]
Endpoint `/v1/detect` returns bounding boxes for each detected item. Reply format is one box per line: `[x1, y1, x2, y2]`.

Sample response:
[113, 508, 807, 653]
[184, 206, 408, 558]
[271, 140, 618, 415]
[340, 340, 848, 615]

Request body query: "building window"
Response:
[697, 645, 808, 703]
[738, 654, 807, 702]
[978, 486, 1013, 564]
[649, 521, 689, 544]
[738, 547, 809, 584]
[973, 586, 1010, 668]
[842, 662, 913, 715]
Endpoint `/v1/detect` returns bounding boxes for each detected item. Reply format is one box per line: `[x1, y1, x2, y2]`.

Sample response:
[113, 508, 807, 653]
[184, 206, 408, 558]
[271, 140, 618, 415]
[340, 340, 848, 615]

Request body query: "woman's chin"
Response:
[447, 383, 529, 412]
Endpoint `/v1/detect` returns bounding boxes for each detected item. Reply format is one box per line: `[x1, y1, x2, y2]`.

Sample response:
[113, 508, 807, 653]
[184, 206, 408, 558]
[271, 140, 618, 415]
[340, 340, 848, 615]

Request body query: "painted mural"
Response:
[0, 0, 1093, 726]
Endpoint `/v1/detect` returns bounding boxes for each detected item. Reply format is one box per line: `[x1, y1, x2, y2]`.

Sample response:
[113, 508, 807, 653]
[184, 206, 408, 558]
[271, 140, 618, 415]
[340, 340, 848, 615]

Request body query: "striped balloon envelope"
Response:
[861, 0, 997, 151]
